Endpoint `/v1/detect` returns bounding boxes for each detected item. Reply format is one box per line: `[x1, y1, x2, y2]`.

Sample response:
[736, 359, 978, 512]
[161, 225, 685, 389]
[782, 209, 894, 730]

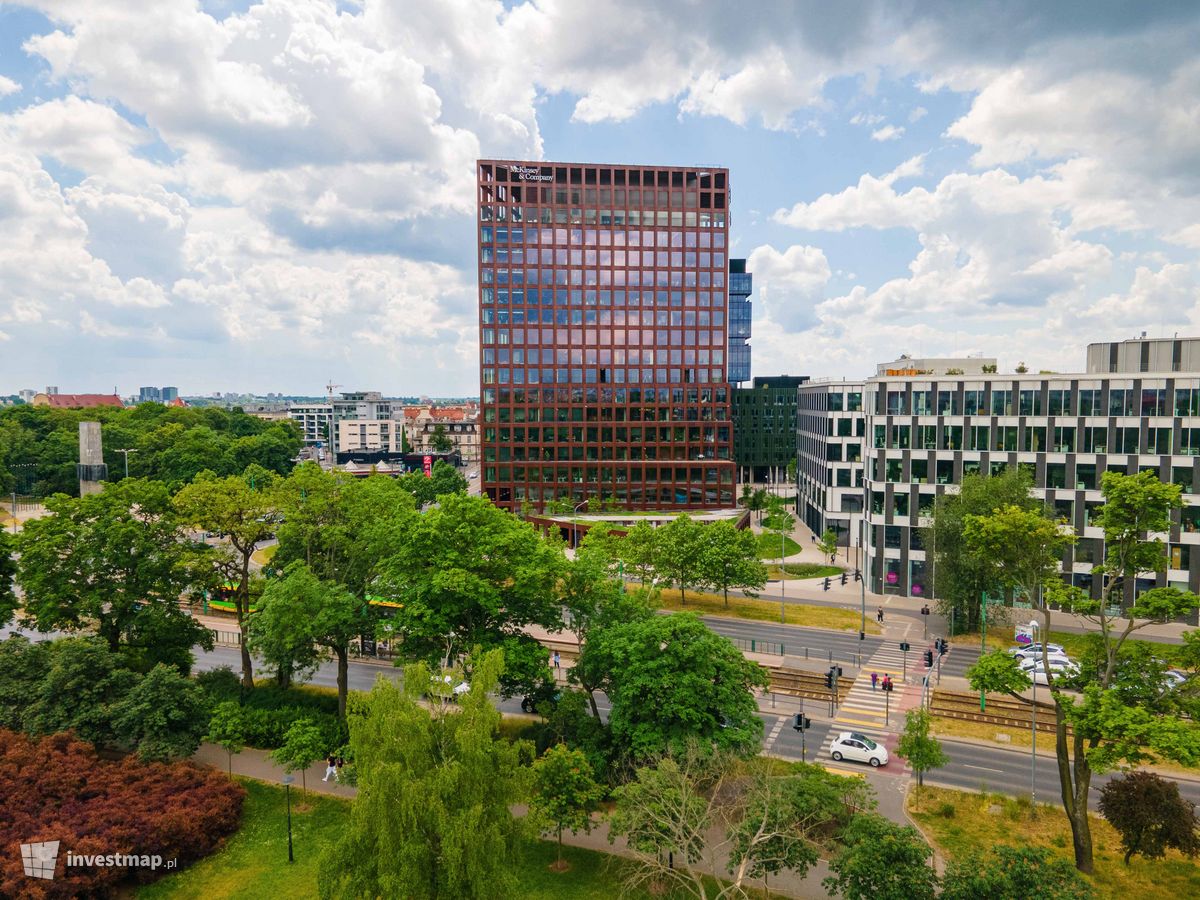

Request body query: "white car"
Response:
[1017, 653, 1073, 671]
[829, 732, 889, 768]
[1021, 660, 1080, 685]
[1009, 643, 1065, 660]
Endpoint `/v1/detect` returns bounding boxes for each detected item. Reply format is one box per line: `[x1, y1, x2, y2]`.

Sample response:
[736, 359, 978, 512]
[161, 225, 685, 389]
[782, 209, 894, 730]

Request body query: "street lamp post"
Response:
[1028, 618, 1040, 816]
[571, 500, 589, 551]
[859, 513, 867, 640]
[116, 448, 139, 479]
[282, 775, 295, 863]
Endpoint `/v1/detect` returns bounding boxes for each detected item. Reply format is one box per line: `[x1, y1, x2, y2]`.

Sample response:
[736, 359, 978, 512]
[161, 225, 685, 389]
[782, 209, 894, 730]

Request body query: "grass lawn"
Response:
[661, 588, 882, 634]
[250, 544, 279, 567]
[139, 777, 778, 899]
[755, 532, 802, 559]
[909, 785, 1200, 900]
[765, 562, 843, 580]
[138, 778, 348, 900]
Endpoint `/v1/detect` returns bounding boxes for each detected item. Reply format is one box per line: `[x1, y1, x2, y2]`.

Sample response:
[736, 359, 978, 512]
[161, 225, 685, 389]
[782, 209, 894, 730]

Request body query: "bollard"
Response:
[805, 647, 809, 660]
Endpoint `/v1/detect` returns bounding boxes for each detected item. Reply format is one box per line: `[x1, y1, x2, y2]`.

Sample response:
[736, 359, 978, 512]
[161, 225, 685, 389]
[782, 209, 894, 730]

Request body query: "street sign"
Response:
[423, 454, 432, 476]
[1014, 623, 1035, 645]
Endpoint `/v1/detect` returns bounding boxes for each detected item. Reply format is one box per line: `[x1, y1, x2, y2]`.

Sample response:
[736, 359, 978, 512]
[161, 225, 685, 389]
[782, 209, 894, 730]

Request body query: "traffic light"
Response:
[834, 666, 843, 677]
[840, 571, 847, 585]
[823, 577, 830, 591]
[937, 638, 948, 655]
[923, 650, 934, 667]
[899, 641, 911, 652]
[853, 569, 861, 582]
[824, 670, 834, 689]
[792, 713, 812, 732]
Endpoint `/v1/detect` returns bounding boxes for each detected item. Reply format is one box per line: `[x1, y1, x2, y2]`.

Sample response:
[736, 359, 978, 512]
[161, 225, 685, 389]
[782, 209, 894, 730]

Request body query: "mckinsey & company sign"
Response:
[511, 165, 553, 182]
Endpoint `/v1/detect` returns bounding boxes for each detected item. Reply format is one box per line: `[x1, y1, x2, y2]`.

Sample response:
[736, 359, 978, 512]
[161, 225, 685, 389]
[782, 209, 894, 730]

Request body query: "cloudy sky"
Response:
[2, 1, 1198, 396]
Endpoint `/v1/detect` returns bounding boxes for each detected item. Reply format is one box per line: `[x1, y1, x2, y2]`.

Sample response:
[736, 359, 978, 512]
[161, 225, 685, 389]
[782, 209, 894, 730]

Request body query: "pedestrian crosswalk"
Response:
[816, 642, 914, 761]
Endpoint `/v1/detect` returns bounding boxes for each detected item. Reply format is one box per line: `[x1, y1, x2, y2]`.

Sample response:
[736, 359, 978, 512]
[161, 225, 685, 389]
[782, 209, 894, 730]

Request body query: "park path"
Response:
[191, 743, 867, 899]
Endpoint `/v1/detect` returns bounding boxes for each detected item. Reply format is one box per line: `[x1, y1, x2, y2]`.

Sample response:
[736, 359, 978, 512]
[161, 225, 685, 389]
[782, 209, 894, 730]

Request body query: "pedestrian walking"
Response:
[883, 674, 892, 692]
[870, 672, 878, 691]
[876, 606, 884, 623]
[335, 756, 345, 782]
[322, 754, 337, 782]
[552, 650, 561, 672]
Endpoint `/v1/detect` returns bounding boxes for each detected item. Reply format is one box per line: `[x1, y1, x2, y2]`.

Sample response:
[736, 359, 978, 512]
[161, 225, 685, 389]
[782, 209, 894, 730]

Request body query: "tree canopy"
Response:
[0, 402, 301, 498]
[375, 492, 564, 697]
[923, 466, 1040, 631]
[317, 651, 531, 900]
[16, 478, 212, 671]
[581, 612, 768, 758]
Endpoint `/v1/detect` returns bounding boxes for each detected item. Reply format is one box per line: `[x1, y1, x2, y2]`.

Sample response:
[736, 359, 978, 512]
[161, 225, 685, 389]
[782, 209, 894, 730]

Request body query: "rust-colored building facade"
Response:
[477, 159, 736, 512]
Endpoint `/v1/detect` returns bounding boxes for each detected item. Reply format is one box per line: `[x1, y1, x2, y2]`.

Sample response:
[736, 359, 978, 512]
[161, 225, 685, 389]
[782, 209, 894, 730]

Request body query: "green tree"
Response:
[173, 465, 282, 687]
[0, 530, 16, 627]
[941, 845, 1093, 899]
[205, 700, 247, 775]
[619, 521, 660, 585]
[762, 494, 796, 577]
[428, 424, 455, 454]
[923, 467, 1040, 631]
[530, 744, 605, 867]
[655, 514, 705, 605]
[397, 459, 468, 507]
[111, 662, 209, 761]
[0, 635, 49, 732]
[581, 613, 768, 758]
[23, 637, 136, 747]
[317, 650, 531, 899]
[823, 814, 937, 900]
[610, 747, 869, 899]
[895, 708, 948, 804]
[697, 521, 766, 607]
[16, 479, 212, 669]
[1099, 770, 1200, 866]
[272, 719, 327, 795]
[375, 494, 563, 697]
[816, 527, 839, 563]
[246, 570, 322, 691]
[967, 471, 1200, 873]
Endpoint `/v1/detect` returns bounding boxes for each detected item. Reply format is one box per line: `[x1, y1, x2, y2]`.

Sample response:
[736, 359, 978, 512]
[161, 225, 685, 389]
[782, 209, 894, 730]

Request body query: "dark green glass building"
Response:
[732, 375, 809, 482]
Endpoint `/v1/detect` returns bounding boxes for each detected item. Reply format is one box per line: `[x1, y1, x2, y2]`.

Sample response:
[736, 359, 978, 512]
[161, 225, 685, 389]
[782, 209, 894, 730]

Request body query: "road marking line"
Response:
[962, 764, 1004, 773]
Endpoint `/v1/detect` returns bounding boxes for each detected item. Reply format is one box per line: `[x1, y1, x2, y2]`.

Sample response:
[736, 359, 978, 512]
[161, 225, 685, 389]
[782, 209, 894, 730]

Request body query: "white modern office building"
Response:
[798, 338, 1200, 612]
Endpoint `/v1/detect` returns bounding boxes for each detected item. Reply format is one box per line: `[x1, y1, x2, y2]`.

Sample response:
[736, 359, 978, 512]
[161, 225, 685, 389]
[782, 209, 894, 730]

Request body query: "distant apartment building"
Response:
[399, 405, 480, 463]
[162, 386, 179, 402]
[732, 375, 809, 482]
[337, 419, 403, 454]
[799, 340, 1200, 612]
[288, 402, 333, 446]
[31, 392, 123, 409]
[285, 391, 394, 453]
[139, 386, 161, 402]
[18, 389, 35, 404]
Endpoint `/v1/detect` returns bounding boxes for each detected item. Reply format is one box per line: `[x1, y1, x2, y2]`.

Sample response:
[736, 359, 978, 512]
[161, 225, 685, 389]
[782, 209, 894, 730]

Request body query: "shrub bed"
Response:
[196, 667, 347, 750]
[0, 729, 244, 898]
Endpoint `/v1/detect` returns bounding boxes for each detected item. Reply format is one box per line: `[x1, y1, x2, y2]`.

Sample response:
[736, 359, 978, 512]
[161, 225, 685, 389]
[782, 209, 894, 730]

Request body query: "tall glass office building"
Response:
[477, 159, 737, 512]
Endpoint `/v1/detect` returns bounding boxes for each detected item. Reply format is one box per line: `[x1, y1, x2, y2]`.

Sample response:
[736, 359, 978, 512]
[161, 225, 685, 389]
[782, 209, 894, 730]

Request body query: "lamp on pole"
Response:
[859, 511, 867, 642]
[282, 775, 295, 863]
[571, 500, 588, 551]
[1028, 618, 1040, 816]
[116, 447, 139, 479]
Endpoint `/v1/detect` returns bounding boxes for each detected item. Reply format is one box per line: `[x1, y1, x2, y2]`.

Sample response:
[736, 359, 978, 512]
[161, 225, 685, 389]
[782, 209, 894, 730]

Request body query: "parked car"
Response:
[1021, 660, 1080, 685]
[1009, 642, 1066, 660]
[1017, 652, 1073, 670]
[1162, 669, 1188, 689]
[830, 732, 889, 767]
